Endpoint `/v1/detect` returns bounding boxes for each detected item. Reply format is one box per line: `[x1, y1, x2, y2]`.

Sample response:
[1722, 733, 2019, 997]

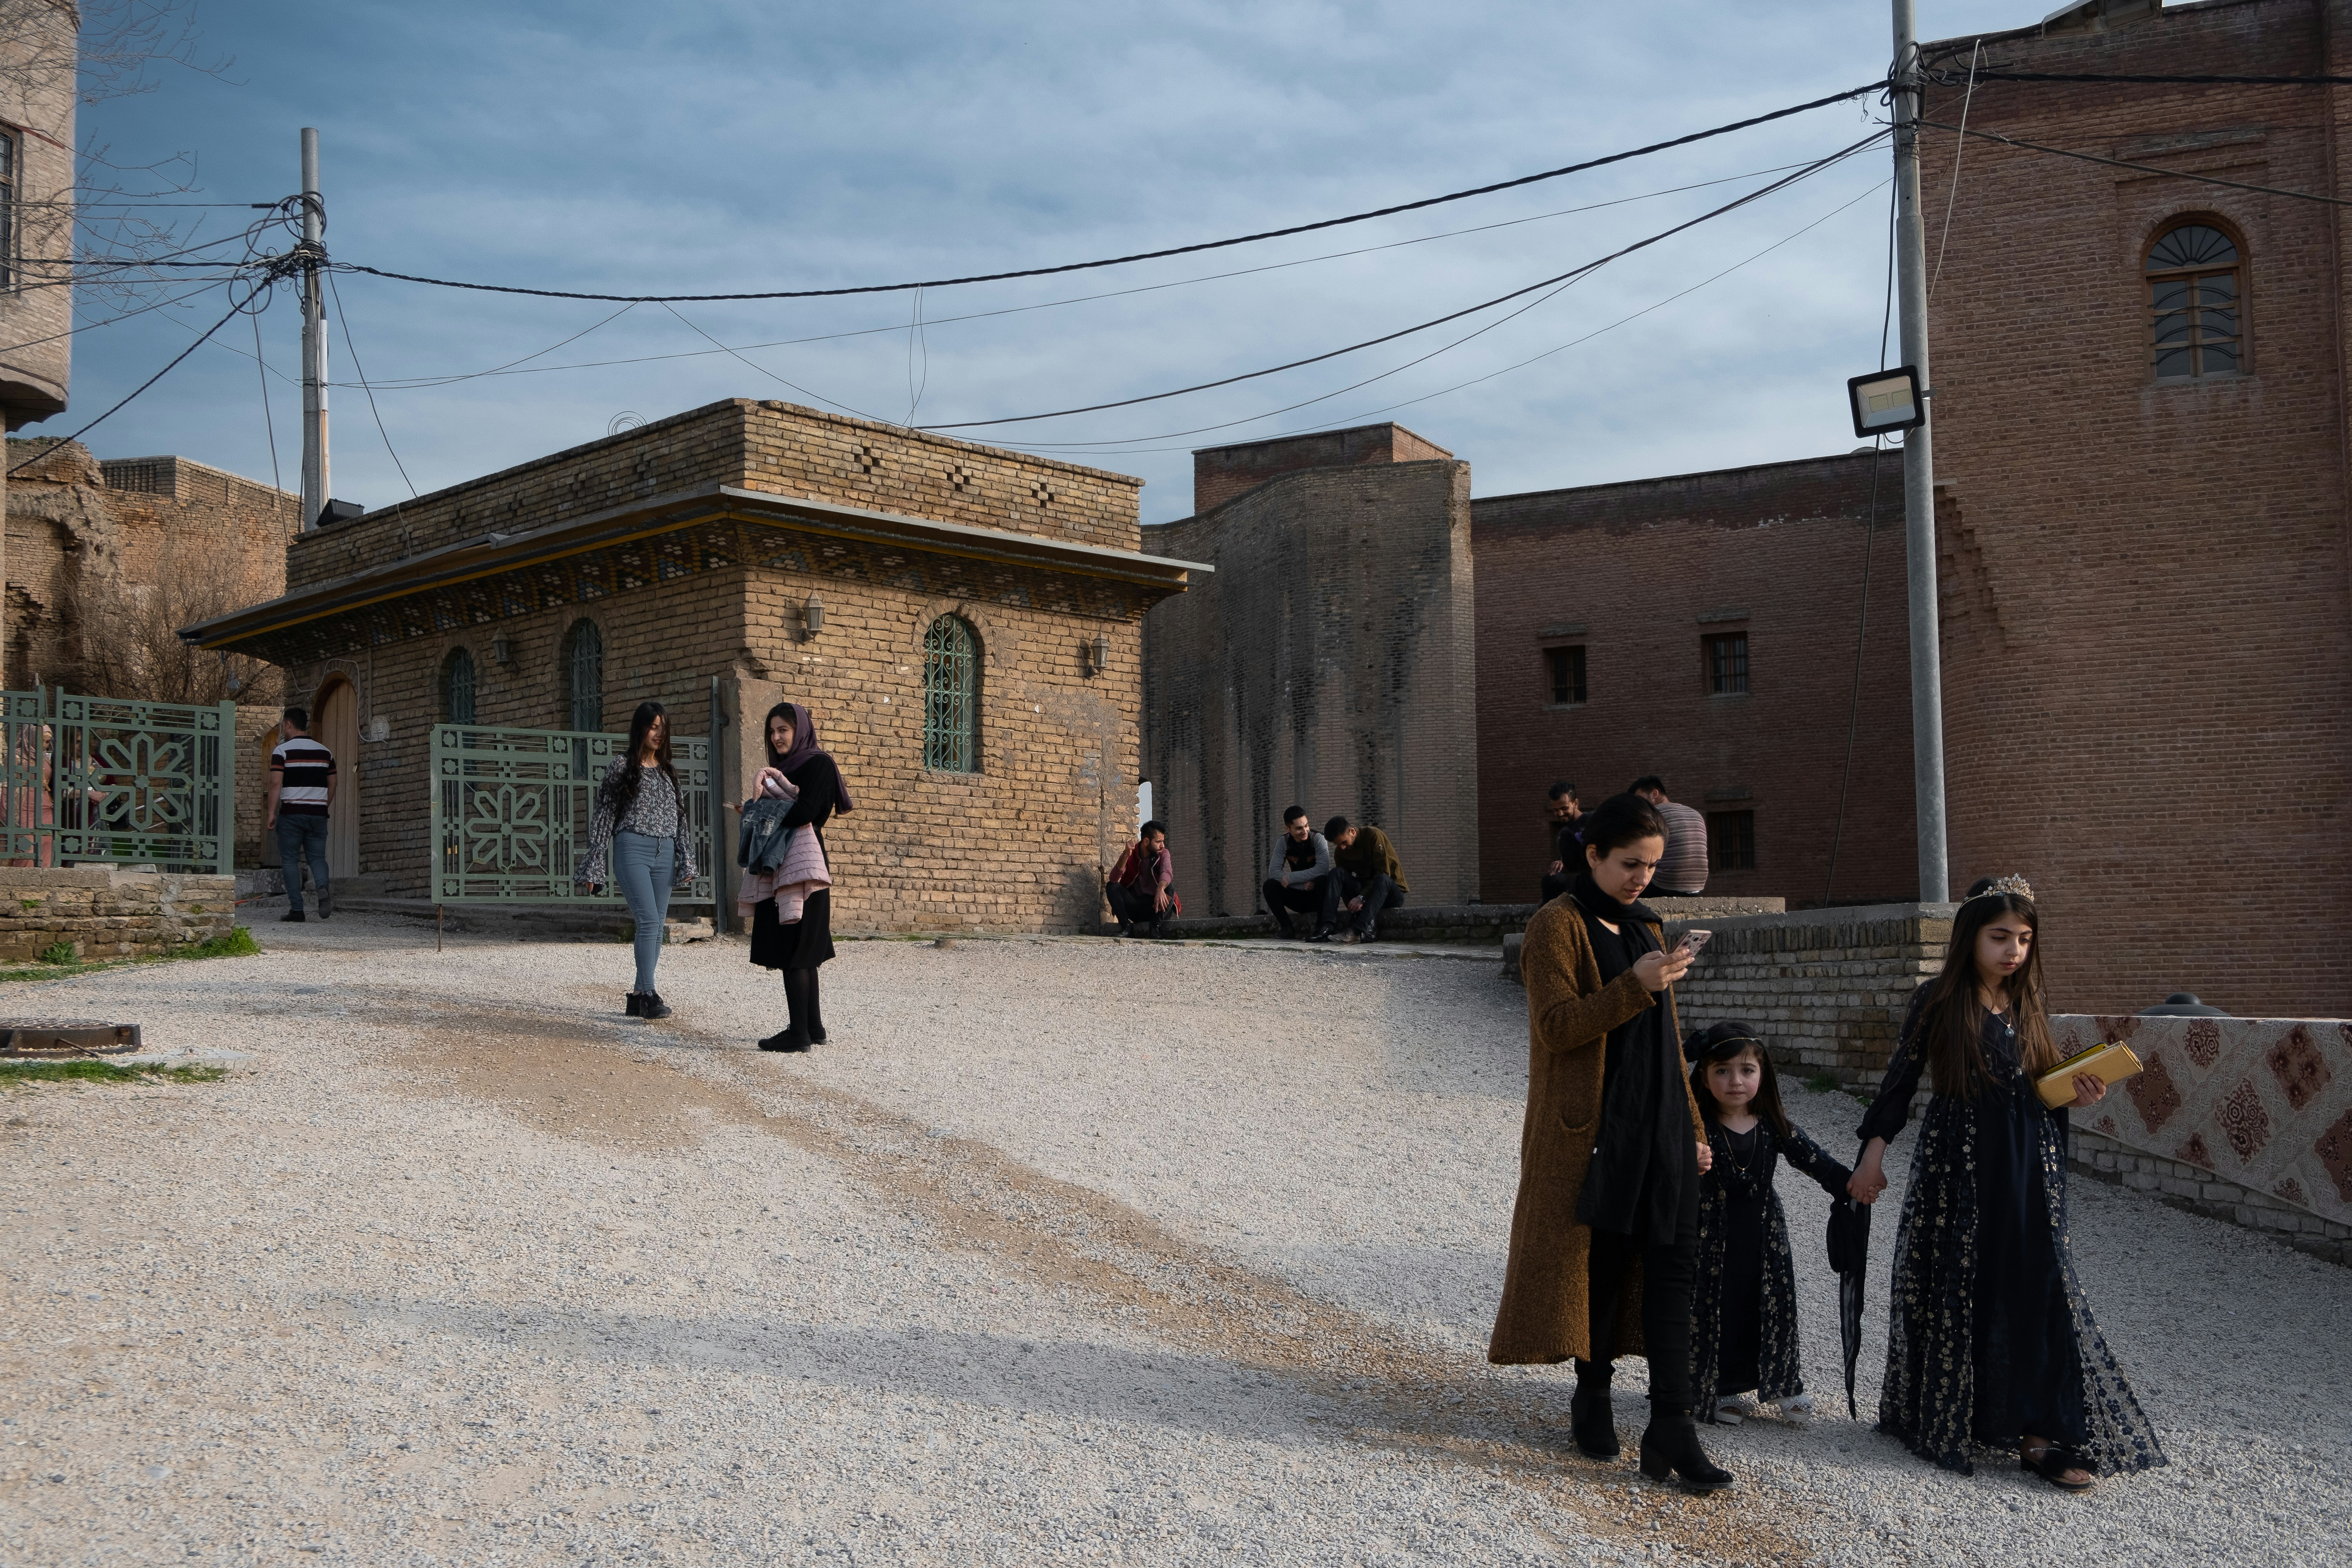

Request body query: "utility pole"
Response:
[1890, 1, 1949, 903]
[298, 127, 329, 531]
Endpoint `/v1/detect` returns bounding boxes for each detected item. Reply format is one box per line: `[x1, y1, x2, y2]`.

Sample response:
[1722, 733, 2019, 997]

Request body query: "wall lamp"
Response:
[801, 594, 826, 640]
[1082, 634, 1109, 676]
[490, 632, 515, 668]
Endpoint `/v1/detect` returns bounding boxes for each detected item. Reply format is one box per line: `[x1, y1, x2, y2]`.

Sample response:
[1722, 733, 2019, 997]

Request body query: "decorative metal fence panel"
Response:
[430, 724, 712, 905]
[0, 688, 235, 874]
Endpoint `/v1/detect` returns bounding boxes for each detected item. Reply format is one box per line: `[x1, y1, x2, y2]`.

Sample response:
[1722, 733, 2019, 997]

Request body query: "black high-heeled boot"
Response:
[1639, 1413, 1734, 1491]
[1570, 1359, 1620, 1459]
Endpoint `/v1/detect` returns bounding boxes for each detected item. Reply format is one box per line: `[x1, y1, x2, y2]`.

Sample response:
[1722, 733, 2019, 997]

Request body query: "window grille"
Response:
[1545, 645, 1587, 705]
[2147, 223, 2241, 379]
[442, 648, 477, 725]
[1708, 810, 1756, 871]
[564, 620, 603, 732]
[0, 131, 13, 291]
[1707, 633, 1749, 694]
[923, 615, 980, 773]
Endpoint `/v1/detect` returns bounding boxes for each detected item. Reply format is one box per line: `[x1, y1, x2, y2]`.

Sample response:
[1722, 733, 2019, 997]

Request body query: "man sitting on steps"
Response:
[1261, 806, 1337, 942]
[1325, 815, 1406, 943]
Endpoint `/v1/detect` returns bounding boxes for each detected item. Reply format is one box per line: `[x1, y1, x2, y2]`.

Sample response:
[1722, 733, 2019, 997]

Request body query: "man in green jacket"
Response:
[1324, 815, 1407, 942]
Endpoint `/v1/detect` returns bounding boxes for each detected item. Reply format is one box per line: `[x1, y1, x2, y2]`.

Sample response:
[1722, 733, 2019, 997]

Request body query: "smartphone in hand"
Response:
[1675, 929, 1714, 961]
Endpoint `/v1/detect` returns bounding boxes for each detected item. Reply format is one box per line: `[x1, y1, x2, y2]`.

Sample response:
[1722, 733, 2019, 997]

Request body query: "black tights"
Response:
[1583, 1184, 1701, 1415]
[783, 966, 824, 1041]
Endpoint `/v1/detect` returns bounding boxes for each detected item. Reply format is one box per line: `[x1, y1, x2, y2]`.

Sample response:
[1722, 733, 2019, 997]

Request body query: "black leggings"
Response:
[783, 966, 824, 1039]
[1585, 1182, 1701, 1414]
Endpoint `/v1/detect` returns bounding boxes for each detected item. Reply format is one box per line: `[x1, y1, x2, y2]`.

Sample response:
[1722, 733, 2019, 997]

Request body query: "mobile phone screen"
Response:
[1678, 929, 1714, 958]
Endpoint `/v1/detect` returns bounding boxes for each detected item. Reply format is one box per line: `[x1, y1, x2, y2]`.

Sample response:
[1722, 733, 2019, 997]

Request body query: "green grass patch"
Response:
[0, 1059, 225, 1085]
[1803, 1072, 1843, 1095]
[0, 924, 262, 983]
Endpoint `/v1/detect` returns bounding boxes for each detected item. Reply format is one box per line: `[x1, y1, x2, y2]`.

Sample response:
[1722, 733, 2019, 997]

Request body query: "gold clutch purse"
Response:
[2035, 1041, 2143, 1108]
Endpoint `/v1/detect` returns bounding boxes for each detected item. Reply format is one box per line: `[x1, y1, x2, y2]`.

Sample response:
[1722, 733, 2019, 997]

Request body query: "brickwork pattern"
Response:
[286, 399, 1142, 595]
[1470, 451, 1917, 910]
[0, 1, 74, 423]
[1143, 458, 1479, 916]
[0, 868, 235, 963]
[1919, 1, 2352, 1016]
[1191, 422, 1455, 515]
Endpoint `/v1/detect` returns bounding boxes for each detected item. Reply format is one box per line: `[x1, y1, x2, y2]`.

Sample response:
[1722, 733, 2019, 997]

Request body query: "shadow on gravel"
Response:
[375, 1010, 1816, 1565]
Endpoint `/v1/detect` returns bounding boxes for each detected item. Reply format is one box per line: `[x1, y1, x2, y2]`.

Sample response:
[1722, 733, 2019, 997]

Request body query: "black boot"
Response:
[1570, 1360, 1620, 1459]
[801, 967, 827, 1044]
[762, 970, 814, 1052]
[625, 992, 644, 1017]
[639, 992, 673, 1021]
[1639, 1413, 1734, 1491]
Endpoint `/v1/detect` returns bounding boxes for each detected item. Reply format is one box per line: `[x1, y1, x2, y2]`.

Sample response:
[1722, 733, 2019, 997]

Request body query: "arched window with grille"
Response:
[922, 615, 980, 773]
[562, 620, 604, 732]
[2147, 222, 2242, 379]
[440, 647, 477, 725]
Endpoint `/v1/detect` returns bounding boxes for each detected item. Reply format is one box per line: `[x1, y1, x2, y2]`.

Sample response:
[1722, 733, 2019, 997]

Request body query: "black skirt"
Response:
[749, 887, 835, 970]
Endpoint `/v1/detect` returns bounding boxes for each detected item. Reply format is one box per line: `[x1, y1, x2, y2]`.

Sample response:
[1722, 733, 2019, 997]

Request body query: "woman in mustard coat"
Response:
[1489, 791, 1729, 1490]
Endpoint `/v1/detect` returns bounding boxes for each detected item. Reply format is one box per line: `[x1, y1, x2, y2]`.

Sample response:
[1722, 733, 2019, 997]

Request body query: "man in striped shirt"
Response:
[266, 707, 337, 922]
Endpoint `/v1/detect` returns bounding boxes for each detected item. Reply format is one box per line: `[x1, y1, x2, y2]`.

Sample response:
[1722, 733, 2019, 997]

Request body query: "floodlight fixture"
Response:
[1847, 366, 1927, 439]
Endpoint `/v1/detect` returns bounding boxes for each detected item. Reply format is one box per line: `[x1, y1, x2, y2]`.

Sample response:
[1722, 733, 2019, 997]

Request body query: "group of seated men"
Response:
[1261, 806, 1407, 943]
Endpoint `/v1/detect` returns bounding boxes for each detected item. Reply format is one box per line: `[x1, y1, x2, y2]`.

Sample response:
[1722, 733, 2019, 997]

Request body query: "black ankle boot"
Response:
[639, 992, 673, 1021]
[1639, 1413, 1734, 1491]
[625, 992, 644, 1017]
[1570, 1360, 1620, 1459]
[757, 1027, 810, 1053]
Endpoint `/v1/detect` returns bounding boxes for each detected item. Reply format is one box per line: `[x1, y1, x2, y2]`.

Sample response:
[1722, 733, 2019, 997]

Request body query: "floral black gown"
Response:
[1861, 984, 2167, 1476]
[1691, 1119, 1851, 1421]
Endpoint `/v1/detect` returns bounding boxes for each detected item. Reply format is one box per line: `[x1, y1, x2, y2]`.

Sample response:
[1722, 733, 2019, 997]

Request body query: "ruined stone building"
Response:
[1142, 0, 2352, 1018]
[185, 398, 1200, 931]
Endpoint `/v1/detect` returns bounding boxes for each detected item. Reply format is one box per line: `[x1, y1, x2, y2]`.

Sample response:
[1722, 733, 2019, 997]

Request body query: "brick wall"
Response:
[286, 398, 1143, 593]
[1142, 456, 1479, 915]
[1191, 422, 1456, 515]
[1470, 451, 1917, 909]
[1919, 0, 2352, 1016]
[0, 0, 74, 424]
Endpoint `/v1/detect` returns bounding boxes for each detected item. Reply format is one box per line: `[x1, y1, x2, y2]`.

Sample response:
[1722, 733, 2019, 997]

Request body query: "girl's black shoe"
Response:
[758, 1027, 810, 1053]
[1570, 1360, 1620, 1459]
[639, 992, 673, 1021]
[1639, 1414, 1734, 1491]
[625, 992, 644, 1017]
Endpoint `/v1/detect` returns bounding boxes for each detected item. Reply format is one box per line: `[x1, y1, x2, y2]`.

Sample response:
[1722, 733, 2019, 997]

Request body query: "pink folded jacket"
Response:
[736, 772, 831, 924]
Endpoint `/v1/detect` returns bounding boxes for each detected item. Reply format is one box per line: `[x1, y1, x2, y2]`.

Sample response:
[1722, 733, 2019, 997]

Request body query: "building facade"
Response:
[186, 398, 1197, 933]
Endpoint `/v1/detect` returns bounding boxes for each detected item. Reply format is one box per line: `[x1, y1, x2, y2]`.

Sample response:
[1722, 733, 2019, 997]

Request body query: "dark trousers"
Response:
[1261, 876, 1337, 934]
[275, 813, 331, 915]
[1540, 869, 1575, 904]
[1585, 1181, 1701, 1415]
[1106, 881, 1169, 934]
[1333, 867, 1402, 935]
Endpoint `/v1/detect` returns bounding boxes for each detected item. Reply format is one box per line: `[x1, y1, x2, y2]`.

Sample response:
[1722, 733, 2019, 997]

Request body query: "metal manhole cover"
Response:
[0, 1022, 143, 1057]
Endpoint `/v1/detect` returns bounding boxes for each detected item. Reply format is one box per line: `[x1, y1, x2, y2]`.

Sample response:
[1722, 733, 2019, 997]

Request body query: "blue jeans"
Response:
[612, 831, 675, 994]
[275, 814, 331, 914]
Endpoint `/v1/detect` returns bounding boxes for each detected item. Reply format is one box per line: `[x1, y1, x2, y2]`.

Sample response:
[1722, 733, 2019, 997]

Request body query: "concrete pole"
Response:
[299, 127, 329, 530]
[1890, 0, 1949, 903]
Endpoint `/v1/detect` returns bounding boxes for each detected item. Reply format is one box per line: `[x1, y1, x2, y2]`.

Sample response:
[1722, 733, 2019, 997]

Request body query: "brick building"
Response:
[1912, 0, 2352, 1016]
[185, 398, 1199, 932]
[0, 0, 76, 667]
[1142, 427, 1480, 915]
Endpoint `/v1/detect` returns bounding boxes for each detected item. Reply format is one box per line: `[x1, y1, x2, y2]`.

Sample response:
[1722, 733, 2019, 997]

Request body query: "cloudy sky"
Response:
[50, 0, 2026, 523]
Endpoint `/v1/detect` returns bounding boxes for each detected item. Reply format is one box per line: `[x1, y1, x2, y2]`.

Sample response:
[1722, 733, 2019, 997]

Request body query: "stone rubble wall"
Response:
[0, 867, 237, 963]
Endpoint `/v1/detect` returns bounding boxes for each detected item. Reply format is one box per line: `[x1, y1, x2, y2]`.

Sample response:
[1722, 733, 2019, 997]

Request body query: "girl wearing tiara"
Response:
[1684, 1021, 1850, 1428]
[1847, 876, 2167, 1487]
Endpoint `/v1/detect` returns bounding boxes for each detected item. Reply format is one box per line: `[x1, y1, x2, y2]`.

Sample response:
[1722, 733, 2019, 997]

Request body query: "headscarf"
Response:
[763, 701, 854, 812]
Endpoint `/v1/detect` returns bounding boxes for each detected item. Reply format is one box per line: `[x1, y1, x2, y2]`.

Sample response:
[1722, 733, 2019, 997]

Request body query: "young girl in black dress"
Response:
[1684, 1021, 1850, 1429]
[1848, 876, 2167, 1487]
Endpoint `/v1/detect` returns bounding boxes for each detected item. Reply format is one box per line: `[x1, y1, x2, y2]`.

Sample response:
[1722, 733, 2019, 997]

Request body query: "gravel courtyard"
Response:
[3, 915, 2347, 1566]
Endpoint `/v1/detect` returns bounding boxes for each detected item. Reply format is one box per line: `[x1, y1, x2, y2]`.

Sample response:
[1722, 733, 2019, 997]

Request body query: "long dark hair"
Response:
[603, 701, 678, 820]
[1577, 791, 1668, 862]
[1915, 881, 2057, 1097]
[1686, 1020, 1790, 1138]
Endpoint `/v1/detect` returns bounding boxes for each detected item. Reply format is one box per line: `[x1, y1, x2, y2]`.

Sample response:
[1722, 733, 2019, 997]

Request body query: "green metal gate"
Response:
[0, 687, 235, 874]
[429, 724, 712, 905]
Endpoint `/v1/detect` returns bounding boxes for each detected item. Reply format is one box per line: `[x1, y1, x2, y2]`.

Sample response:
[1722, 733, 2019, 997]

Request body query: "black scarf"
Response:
[1569, 870, 1694, 1243]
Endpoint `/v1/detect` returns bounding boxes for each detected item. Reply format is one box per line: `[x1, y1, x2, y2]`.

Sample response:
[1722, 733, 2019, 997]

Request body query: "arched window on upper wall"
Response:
[2147, 222, 2242, 379]
[440, 647, 477, 725]
[922, 615, 980, 773]
[562, 619, 604, 733]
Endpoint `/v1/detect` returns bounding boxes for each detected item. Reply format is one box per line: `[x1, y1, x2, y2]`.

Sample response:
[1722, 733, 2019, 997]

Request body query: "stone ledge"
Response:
[0, 868, 237, 962]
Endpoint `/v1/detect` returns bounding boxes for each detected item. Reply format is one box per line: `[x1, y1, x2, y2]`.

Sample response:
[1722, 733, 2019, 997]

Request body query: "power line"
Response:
[656, 303, 895, 426]
[328, 81, 1889, 305]
[251, 300, 283, 495]
[326, 269, 417, 497]
[919, 129, 1889, 432]
[1918, 119, 2352, 207]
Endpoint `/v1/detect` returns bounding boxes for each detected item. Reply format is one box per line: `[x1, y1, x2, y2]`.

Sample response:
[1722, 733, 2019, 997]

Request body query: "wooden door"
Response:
[315, 681, 360, 879]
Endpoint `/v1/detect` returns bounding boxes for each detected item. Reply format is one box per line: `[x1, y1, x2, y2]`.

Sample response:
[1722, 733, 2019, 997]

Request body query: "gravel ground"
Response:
[2, 911, 2347, 1566]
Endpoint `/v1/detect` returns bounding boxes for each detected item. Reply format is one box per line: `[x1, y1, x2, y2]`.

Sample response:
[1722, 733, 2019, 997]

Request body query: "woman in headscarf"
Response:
[743, 702, 852, 1052]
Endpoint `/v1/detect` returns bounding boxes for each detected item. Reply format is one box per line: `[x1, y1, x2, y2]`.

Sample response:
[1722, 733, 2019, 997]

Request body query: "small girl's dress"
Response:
[1691, 1117, 1850, 1422]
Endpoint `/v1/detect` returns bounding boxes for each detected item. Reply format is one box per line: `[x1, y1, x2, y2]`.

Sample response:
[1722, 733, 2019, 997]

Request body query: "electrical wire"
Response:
[1919, 119, 2352, 207]
[1928, 41, 1979, 298]
[656, 302, 895, 425]
[327, 156, 1849, 394]
[326, 269, 418, 497]
[251, 301, 282, 495]
[327, 82, 1890, 305]
[920, 129, 1889, 433]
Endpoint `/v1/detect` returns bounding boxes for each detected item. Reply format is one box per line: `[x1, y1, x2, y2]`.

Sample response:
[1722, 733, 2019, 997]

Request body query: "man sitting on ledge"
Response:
[1326, 815, 1406, 943]
[1262, 806, 1337, 942]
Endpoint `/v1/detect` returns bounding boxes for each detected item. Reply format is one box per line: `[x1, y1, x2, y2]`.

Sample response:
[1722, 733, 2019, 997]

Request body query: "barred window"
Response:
[922, 615, 980, 773]
[2148, 223, 2241, 379]
[1708, 810, 1756, 872]
[0, 131, 14, 291]
[1707, 632, 1749, 695]
[562, 620, 603, 732]
[441, 647, 477, 725]
[1545, 646, 1586, 706]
